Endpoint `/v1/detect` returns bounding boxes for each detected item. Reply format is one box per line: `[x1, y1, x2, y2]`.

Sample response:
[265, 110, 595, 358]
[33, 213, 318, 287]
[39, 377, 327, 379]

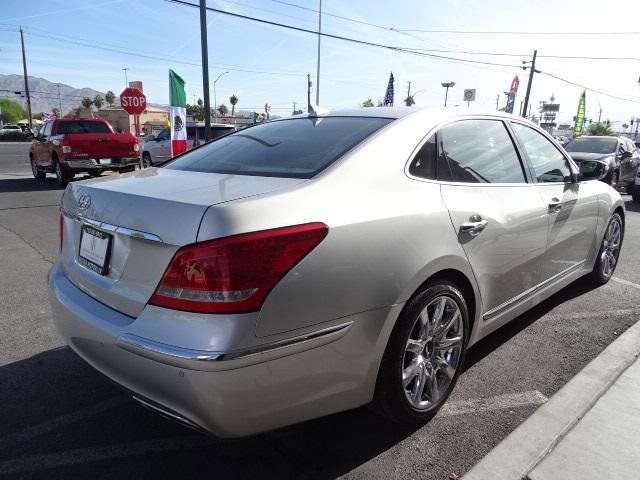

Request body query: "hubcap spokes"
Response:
[601, 219, 621, 278]
[403, 295, 463, 410]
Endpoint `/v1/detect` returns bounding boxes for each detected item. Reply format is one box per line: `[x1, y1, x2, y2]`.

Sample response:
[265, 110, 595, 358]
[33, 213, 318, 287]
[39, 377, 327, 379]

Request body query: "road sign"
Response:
[120, 88, 147, 115]
[463, 89, 476, 102]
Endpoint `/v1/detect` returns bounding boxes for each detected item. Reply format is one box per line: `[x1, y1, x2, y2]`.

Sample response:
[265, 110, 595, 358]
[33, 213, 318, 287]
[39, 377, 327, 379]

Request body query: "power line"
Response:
[399, 29, 640, 36]
[537, 70, 640, 104]
[166, 0, 522, 69]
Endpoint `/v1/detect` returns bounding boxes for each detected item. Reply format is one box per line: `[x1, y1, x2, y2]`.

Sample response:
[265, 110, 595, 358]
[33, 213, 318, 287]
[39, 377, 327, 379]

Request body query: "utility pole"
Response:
[407, 81, 411, 100]
[315, 0, 322, 105]
[598, 108, 602, 123]
[496, 94, 499, 110]
[521, 49, 537, 118]
[19, 28, 32, 130]
[122, 67, 129, 87]
[199, 0, 212, 141]
[56, 84, 62, 116]
[293, 101, 297, 115]
[307, 73, 312, 112]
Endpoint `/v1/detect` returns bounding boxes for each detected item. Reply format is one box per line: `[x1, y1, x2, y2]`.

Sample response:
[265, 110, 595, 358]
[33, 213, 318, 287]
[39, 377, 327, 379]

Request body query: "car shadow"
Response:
[463, 276, 600, 371]
[0, 275, 605, 479]
[624, 198, 640, 213]
[0, 174, 97, 193]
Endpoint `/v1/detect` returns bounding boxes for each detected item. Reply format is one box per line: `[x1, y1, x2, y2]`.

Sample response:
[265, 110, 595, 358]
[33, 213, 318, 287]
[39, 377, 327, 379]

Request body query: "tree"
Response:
[217, 104, 228, 116]
[81, 97, 93, 110]
[587, 122, 614, 136]
[93, 95, 104, 109]
[361, 98, 374, 108]
[404, 95, 415, 107]
[105, 90, 116, 107]
[229, 94, 238, 117]
[0, 99, 26, 123]
[52, 107, 60, 117]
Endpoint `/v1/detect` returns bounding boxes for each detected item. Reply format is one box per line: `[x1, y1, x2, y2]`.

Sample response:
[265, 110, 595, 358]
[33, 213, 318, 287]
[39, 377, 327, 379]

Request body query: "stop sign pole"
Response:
[120, 87, 147, 137]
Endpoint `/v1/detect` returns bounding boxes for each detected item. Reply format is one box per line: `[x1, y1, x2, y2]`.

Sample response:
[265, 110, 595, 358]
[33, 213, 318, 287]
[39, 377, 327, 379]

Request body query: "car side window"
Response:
[408, 134, 437, 180]
[438, 119, 526, 183]
[511, 123, 572, 183]
[157, 128, 170, 141]
[41, 122, 52, 138]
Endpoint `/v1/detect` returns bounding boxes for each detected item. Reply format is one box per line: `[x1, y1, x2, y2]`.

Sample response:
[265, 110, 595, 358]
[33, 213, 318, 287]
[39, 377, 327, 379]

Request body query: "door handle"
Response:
[548, 197, 562, 213]
[460, 215, 488, 236]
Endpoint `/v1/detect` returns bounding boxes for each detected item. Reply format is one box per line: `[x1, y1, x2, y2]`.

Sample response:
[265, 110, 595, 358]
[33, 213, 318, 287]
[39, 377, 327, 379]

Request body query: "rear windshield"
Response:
[564, 137, 617, 154]
[165, 117, 393, 178]
[56, 121, 111, 134]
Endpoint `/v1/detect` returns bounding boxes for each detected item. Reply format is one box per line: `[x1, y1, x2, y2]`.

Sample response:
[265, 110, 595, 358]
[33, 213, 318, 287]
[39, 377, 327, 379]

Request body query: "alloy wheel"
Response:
[55, 161, 63, 183]
[600, 217, 622, 279]
[402, 295, 464, 410]
[31, 158, 38, 177]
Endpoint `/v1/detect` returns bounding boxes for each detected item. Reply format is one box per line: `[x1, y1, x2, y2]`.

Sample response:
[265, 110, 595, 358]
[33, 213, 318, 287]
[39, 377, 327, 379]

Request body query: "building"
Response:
[94, 105, 168, 136]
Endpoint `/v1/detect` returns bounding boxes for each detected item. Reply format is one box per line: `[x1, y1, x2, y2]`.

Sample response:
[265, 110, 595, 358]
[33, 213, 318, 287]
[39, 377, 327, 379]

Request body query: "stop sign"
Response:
[119, 87, 147, 115]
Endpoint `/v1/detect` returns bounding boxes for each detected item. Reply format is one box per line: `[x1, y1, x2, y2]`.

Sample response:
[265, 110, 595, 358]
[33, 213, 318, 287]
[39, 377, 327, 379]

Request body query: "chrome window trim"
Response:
[483, 260, 587, 321]
[404, 114, 533, 186]
[116, 321, 353, 372]
[61, 208, 163, 243]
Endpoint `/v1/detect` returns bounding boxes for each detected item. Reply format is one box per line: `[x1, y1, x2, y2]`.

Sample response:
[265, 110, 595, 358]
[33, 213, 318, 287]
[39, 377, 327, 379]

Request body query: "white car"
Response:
[0, 124, 23, 134]
[142, 123, 236, 167]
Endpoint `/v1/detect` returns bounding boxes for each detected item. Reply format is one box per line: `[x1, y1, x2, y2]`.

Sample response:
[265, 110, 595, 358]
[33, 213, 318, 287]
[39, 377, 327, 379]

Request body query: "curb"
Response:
[464, 318, 640, 480]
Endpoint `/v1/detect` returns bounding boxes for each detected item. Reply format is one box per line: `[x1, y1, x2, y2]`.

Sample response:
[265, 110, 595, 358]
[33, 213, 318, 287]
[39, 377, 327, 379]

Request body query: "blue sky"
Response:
[1, 0, 639, 124]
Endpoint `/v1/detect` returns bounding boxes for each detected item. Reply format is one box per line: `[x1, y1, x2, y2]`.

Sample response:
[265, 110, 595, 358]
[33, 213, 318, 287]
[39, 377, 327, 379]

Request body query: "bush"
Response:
[0, 131, 31, 142]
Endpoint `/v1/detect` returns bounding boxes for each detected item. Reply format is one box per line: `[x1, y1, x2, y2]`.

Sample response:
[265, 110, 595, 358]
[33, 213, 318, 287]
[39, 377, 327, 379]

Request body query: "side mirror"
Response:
[621, 151, 632, 159]
[579, 160, 609, 181]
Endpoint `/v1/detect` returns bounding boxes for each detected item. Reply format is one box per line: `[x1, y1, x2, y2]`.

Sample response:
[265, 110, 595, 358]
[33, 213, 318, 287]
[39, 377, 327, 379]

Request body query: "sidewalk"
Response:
[464, 317, 640, 480]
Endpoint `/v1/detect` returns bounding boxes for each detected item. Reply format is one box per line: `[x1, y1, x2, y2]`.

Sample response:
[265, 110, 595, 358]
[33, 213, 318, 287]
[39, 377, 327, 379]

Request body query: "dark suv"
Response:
[564, 136, 640, 190]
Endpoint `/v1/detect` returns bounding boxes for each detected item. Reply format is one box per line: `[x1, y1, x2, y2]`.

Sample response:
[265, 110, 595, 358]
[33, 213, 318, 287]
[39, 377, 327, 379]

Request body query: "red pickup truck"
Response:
[29, 118, 140, 185]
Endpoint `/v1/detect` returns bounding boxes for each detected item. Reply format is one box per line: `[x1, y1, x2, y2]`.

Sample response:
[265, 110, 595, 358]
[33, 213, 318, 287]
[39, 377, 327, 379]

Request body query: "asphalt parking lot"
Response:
[1, 142, 639, 480]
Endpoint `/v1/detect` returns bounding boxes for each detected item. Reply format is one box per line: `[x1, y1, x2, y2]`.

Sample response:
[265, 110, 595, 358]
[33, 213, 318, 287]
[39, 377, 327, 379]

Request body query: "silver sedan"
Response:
[49, 108, 624, 437]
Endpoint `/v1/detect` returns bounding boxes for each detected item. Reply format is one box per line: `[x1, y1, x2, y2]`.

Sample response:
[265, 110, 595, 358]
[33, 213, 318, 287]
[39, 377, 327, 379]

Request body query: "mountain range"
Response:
[0, 74, 105, 116]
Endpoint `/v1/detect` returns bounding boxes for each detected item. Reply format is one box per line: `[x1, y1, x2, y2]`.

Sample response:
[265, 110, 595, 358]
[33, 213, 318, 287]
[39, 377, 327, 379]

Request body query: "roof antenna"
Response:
[308, 103, 330, 118]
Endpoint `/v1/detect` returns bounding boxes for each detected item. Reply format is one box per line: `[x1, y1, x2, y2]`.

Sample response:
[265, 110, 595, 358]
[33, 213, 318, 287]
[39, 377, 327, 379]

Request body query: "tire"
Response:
[373, 280, 470, 425]
[607, 169, 619, 188]
[119, 165, 136, 174]
[590, 213, 624, 285]
[53, 156, 73, 186]
[30, 155, 45, 180]
[141, 153, 152, 168]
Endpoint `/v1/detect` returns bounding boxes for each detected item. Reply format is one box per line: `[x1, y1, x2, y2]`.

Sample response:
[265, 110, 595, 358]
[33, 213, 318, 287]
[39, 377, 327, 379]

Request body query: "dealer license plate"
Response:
[78, 225, 112, 275]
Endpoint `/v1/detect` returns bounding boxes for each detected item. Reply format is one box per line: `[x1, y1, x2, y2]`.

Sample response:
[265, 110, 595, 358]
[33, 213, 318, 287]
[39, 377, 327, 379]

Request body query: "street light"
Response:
[213, 71, 229, 118]
[441, 82, 455, 107]
[122, 67, 129, 87]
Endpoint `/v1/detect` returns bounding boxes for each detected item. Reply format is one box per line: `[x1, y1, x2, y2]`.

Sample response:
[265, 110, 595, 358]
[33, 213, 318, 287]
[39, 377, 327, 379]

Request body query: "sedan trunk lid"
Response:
[60, 168, 305, 317]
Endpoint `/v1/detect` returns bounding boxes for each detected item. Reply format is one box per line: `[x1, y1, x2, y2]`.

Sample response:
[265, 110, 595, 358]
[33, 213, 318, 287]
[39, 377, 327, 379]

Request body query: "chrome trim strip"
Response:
[61, 208, 163, 243]
[483, 260, 587, 321]
[116, 322, 353, 372]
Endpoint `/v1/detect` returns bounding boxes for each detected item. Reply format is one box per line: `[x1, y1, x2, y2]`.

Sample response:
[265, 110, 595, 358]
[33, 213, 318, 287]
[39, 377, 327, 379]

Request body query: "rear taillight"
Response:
[59, 214, 64, 252]
[149, 223, 328, 314]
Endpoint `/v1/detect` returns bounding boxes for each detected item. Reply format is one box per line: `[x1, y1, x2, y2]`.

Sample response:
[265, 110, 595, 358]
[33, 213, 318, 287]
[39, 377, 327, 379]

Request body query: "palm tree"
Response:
[52, 107, 60, 117]
[93, 95, 104, 109]
[217, 104, 228, 116]
[587, 122, 615, 136]
[81, 97, 93, 116]
[404, 95, 415, 107]
[229, 94, 238, 117]
[105, 90, 116, 107]
[361, 98, 374, 108]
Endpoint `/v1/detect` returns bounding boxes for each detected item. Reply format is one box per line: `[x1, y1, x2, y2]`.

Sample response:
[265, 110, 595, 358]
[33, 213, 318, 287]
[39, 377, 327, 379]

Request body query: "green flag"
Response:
[573, 90, 586, 138]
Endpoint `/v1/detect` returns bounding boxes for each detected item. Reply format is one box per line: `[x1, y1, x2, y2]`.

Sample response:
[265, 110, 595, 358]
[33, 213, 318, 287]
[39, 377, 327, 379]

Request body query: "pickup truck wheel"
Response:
[30, 155, 45, 180]
[54, 157, 73, 186]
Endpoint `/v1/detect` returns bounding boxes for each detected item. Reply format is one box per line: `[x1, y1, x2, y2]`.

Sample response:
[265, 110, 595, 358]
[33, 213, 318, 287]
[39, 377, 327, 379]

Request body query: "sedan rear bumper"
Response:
[48, 263, 394, 437]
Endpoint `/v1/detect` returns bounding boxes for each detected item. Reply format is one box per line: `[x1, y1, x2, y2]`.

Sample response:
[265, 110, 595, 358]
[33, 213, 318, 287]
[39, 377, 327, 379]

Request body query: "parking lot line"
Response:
[439, 390, 548, 417]
[612, 277, 640, 290]
[0, 396, 128, 450]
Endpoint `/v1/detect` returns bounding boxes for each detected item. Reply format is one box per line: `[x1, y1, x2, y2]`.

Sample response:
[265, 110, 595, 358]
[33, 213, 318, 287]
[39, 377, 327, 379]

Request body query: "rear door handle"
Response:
[460, 215, 488, 236]
[548, 198, 562, 213]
